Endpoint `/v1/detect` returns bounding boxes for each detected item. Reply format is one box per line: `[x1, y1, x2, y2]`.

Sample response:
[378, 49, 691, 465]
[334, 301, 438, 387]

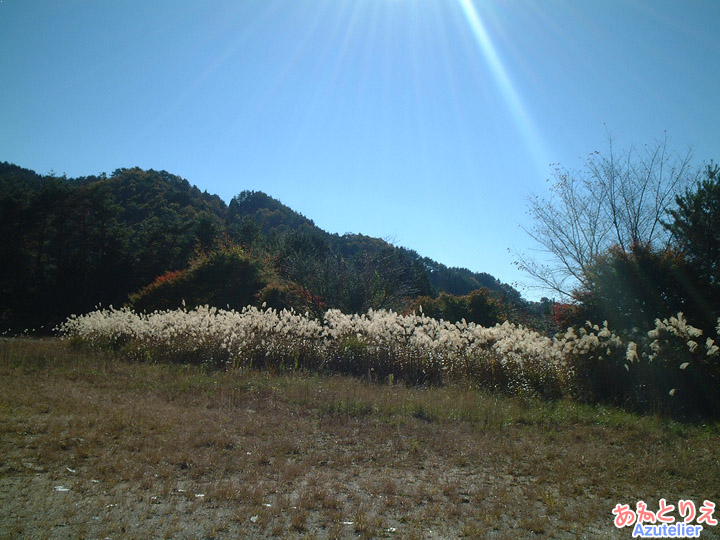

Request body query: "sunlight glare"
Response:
[457, 0, 548, 175]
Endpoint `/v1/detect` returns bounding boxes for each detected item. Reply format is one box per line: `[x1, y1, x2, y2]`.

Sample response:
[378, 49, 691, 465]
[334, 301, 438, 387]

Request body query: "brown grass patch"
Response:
[1, 338, 719, 539]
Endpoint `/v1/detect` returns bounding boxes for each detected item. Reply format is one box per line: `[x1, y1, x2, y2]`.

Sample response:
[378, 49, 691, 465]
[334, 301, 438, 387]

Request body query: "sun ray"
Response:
[456, 0, 548, 175]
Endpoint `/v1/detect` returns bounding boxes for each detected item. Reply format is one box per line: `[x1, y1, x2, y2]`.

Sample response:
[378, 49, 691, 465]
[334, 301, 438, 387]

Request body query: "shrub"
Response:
[129, 246, 267, 312]
[57, 306, 720, 417]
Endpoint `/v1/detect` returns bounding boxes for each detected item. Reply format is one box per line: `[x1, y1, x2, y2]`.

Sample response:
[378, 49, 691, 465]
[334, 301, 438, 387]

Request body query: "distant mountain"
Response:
[0, 162, 533, 332]
[225, 190, 522, 303]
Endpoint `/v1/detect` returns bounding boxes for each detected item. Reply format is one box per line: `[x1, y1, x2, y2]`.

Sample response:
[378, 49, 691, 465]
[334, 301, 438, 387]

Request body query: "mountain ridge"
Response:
[0, 161, 538, 332]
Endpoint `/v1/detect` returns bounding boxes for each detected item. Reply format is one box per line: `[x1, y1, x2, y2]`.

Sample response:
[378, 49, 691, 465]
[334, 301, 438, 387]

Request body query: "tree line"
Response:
[518, 136, 720, 336]
[0, 163, 531, 333]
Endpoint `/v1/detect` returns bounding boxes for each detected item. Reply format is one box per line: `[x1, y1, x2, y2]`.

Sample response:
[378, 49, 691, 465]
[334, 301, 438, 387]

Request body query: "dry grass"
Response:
[1, 338, 719, 539]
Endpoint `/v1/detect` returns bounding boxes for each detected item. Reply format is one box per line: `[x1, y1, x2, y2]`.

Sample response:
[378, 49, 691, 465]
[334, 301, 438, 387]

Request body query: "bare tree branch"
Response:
[517, 136, 698, 300]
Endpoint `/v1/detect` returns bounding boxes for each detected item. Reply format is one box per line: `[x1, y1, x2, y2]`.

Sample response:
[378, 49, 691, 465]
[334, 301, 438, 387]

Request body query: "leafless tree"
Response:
[516, 135, 698, 298]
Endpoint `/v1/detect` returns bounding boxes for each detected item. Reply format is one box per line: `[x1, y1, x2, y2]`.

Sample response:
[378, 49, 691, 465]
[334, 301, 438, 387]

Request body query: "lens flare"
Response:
[457, 0, 548, 174]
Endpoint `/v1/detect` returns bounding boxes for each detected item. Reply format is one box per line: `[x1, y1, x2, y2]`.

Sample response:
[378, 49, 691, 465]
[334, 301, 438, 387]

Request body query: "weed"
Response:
[1, 339, 719, 540]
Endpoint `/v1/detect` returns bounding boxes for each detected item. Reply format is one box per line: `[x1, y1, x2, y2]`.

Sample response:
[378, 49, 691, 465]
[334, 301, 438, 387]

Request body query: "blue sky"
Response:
[2, 0, 719, 300]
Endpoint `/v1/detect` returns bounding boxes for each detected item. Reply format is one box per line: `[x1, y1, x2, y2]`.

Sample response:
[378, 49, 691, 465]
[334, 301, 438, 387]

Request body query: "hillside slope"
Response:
[0, 162, 530, 331]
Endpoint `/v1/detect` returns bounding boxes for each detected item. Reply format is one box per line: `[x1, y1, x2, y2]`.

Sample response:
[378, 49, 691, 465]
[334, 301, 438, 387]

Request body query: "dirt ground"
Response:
[1, 340, 719, 539]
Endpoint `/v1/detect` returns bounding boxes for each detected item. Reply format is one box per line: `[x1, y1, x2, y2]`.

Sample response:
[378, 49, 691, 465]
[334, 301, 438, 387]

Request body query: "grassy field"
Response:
[1, 339, 719, 539]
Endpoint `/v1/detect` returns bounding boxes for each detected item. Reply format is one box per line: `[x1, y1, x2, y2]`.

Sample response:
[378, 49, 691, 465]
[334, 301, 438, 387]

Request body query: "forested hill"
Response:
[0, 162, 536, 333]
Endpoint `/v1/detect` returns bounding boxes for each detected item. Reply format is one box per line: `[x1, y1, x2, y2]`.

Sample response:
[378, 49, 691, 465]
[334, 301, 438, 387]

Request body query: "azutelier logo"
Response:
[612, 500, 717, 538]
